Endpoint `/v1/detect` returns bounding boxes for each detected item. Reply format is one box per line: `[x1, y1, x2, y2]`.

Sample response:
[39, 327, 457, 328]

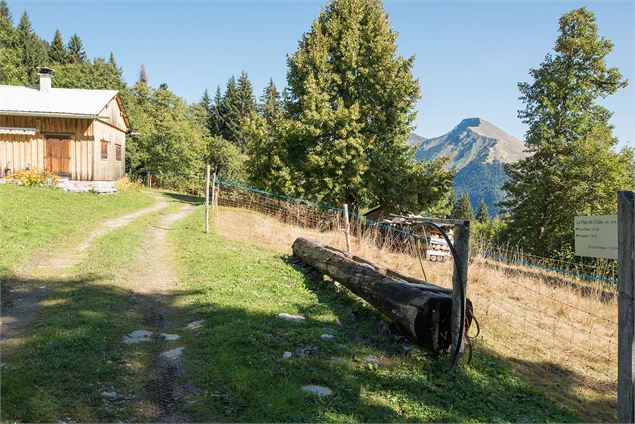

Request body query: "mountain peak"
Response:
[411, 118, 529, 213]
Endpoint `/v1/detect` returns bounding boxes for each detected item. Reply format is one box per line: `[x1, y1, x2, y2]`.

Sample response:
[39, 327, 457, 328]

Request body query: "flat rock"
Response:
[161, 333, 181, 341]
[302, 384, 333, 397]
[186, 319, 205, 329]
[296, 344, 318, 357]
[160, 347, 185, 362]
[363, 354, 383, 366]
[276, 313, 305, 322]
[320, 334, 334, 341]
[101, 390, 117, 398]
[123, 329, 153, 344]
[282, 351, 293, 360]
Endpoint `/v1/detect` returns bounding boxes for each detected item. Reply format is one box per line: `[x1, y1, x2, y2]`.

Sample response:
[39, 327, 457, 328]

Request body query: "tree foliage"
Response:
[451, 192, 474, 220]
[476, 201, 489, 223]
[67, 33, 87, 64]
[48, 30, 68, 64]
[250, 0, 453, 212]
[501, 7, 634, 256]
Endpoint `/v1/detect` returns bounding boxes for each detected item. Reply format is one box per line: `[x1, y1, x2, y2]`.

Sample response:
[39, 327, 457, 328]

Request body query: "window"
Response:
[101, 140, 108, 160]
[115, 144, 122, 161]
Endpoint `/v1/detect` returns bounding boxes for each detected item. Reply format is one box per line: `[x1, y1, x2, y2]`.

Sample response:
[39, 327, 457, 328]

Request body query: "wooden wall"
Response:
[0, 111, 126, 181]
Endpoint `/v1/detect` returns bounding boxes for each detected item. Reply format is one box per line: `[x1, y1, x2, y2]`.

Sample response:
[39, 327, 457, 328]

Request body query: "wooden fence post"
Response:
[211, 172, 218, 226]
[618, 190, 635, 423]
[204, 164, 210, 234]
[343, 203, 352, 254]
[452, 220, 470, 363]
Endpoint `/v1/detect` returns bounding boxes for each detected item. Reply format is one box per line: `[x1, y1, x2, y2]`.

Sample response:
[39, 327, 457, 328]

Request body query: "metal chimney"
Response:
[37, 67, 53, 92]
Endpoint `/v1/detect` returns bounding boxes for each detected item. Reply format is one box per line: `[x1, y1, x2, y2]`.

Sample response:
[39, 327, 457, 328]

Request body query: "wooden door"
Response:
[45, 139, 71, 176]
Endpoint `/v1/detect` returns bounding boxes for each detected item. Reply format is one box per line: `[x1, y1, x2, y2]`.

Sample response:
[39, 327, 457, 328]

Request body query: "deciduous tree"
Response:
[501, 7, 634, 256]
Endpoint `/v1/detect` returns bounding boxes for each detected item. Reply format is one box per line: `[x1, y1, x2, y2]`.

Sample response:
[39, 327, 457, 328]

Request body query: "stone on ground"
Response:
[160, 347, 185, 362]
[122, 329, 153, 344]
[282, 351, 293, 359]
[302, 385, 333, 397]
[161, 333, 181, 341]
[320, 333, 334, 341]
[363, 354, 383, 366]
[296, 344, 318, 357]
[276, 313, 305, 322]
[186, 319, 205, 329]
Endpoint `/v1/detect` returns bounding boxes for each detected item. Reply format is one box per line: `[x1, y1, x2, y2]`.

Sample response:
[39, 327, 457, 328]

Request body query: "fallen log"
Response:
[292, 237, 470, 352]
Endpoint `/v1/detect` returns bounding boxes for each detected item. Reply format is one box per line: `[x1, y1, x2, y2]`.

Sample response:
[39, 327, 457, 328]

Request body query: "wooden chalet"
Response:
[0, 68, 130, 192]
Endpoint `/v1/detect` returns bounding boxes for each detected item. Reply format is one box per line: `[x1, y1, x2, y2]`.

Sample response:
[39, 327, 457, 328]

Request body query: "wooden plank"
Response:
[618, 190, 635, 423]
[451, 220, 470, 365]
[205, 163, 210, 234]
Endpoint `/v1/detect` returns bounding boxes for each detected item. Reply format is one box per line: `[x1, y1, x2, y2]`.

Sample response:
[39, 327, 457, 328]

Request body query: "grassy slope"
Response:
[170, 208, 579, 423]
[0, 185, 154, 280]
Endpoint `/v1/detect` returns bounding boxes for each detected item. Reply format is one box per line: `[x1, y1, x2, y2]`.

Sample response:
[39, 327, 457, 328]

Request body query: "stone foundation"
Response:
[57, 178, 116, 193]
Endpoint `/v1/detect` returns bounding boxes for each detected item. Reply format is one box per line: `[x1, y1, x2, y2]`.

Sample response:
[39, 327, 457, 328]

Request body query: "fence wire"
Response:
[213, 180, 617, 421]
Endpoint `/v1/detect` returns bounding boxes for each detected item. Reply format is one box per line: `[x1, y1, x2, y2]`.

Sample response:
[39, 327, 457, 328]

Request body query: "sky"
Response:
[7, 0, 634, 146]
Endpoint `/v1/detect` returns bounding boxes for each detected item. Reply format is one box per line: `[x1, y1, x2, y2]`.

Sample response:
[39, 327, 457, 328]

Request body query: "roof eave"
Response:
[0, 110, 101, 120]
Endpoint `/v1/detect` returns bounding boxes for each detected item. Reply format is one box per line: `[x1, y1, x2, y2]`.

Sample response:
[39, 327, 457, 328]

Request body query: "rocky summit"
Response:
[410, 118, 528, 214]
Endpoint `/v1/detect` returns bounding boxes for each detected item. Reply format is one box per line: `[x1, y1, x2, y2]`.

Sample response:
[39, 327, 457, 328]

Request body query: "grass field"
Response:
[0, 188, 590, 422]
[212, 205, 618, 422]
[0, 184, 154, 281]
[167, 207, 579, 422]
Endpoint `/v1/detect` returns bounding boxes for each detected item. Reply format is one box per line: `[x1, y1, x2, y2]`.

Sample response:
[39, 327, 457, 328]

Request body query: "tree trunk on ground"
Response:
[292, 237, 464, 352]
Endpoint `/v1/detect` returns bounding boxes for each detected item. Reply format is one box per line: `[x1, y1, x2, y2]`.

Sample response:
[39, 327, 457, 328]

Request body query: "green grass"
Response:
[0, 184, 154, 281]
[0, 208, 168, 422]
[169, 208, 580, 423]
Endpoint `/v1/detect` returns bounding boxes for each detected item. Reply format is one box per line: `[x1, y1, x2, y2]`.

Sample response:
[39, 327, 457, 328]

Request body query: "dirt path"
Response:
[126, 204, 196, 422]
[0, 194, 170, 341]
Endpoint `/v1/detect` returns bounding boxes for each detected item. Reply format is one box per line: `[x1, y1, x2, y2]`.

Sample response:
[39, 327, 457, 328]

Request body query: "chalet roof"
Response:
[0, 85, 120, 121]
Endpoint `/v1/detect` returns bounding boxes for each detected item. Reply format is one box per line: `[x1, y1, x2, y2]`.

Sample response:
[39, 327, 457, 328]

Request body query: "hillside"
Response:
[410, 118, 528, 214]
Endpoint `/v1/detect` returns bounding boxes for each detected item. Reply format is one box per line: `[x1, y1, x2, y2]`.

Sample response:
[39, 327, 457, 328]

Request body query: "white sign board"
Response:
[574, 215, 618, 259]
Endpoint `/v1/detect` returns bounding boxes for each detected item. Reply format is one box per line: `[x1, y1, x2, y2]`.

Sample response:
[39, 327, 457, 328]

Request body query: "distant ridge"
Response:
[410, 118, 528, 214]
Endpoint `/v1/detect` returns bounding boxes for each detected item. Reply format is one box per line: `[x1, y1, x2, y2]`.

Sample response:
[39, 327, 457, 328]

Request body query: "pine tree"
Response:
[279, 0, 453, 211]
[220, 76, 243, 147]
[0, 1, 23, 84]
[501, 7, 634, 256]
[208, 86, 224, 137]
[199, 89, 212, 134]
[139, 63, 148, 83]
[451, 193, 474, 220]
[260, 78, 282, 123]
[476, 201, 489, 223]
[16, 11, 47, 84]
[67, 33, 87, 63]
[48, 30, 68, 64]
[0, 0, 11, 22]
[236, 71, 256, 117]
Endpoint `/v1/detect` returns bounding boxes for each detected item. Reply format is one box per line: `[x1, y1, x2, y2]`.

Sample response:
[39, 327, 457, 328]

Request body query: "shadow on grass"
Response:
[162, 191, 204, 206]
[1, 260, 605, 423]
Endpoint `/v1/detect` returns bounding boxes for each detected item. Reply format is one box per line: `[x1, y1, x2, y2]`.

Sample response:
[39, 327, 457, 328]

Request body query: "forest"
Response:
[0, 0, 633, 258]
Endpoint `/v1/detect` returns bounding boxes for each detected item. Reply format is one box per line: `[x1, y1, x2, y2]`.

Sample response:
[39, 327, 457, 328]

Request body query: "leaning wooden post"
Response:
[618, 190, 635, 423]
[204, 164, 211, 234]
[451, 220, 470, 363]
[343, 203, 352, 254]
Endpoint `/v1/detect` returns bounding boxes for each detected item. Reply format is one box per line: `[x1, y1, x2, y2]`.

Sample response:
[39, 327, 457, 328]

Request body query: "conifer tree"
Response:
[0, 0, 11, 22]
[208, 86, 224, 137]
[67, 33, 87, 63]
[16, 11, 47, 84]
[48, 30, 68, 64]
[220, 76, 244, 148]
[236, 71, 256, 117]
[278, 0, 452, 211]
[476, 201, 489, 223]
[501, 7, 634, 256]
[139, 63, 148, 83]
[260, 78, 282, 123]
[451, 193, 474, 220]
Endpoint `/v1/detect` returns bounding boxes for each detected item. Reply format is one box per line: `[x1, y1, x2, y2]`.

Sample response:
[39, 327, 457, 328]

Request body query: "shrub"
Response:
[3, 169, 59, 187]
[115, 175, 143, 192]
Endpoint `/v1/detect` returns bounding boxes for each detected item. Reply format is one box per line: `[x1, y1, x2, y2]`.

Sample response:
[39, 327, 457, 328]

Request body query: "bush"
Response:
[3, 169, 59, 187]
[115, 175, 143, 192]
